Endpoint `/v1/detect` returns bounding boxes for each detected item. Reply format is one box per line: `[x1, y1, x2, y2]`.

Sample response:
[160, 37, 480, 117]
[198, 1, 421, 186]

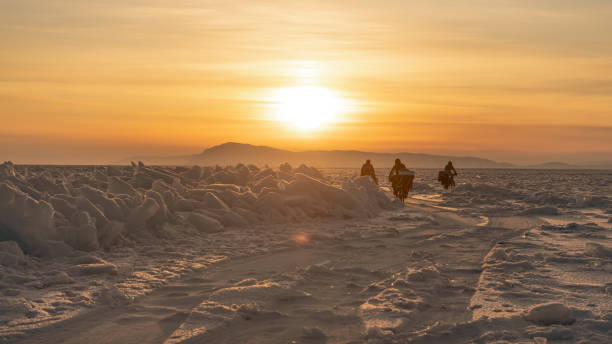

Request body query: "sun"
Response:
[271, 86, 345, 130]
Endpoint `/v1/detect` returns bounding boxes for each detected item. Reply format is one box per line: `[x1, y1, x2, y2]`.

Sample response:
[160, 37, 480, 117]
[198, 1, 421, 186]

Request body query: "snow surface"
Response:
[1, 163, 611, 343]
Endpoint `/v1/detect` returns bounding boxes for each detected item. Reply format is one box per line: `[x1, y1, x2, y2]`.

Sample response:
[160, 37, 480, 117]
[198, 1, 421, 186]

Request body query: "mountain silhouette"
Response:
[128, 142, 516, 168]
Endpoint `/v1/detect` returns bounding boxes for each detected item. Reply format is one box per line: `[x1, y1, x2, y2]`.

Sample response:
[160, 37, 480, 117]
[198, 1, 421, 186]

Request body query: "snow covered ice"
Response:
[1, 162, 611, 343]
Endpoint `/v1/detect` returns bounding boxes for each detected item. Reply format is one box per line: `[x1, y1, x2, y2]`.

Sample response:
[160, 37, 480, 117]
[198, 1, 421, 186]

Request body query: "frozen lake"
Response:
[1, 163, 611, 343]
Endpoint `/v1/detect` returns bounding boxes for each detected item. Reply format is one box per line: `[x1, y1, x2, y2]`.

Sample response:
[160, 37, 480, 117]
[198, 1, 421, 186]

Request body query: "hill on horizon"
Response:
[129, 142, 516, 168]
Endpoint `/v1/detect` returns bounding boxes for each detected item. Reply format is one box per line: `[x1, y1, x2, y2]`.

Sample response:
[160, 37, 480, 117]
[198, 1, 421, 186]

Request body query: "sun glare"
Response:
[271, 86, 346, 130]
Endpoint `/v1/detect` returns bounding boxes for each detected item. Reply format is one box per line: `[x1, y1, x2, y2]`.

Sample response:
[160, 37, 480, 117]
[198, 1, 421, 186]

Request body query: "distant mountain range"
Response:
[127, 142, 612, 169]
[526, 161, 612, 170]
[526, 162, 577, 169]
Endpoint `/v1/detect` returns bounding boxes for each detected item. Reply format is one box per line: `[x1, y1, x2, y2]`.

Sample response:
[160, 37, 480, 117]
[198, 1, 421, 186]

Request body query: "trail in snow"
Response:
[18, 203, 518, 344]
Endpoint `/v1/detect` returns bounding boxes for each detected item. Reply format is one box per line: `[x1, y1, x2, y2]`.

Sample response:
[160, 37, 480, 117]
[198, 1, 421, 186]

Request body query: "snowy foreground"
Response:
[1, 162, 611, 343]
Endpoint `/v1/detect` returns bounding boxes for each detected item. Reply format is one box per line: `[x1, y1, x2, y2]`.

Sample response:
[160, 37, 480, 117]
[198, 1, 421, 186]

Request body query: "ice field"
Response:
[0, 161, 611, 343]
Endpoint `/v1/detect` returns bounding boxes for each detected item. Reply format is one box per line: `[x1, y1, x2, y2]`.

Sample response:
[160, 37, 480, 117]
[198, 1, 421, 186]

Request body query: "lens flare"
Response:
[292, 233, 310, 246]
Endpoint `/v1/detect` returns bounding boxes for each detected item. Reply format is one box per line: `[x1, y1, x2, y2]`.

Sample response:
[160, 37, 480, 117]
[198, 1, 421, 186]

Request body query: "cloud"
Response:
[1, 0, 612, 163]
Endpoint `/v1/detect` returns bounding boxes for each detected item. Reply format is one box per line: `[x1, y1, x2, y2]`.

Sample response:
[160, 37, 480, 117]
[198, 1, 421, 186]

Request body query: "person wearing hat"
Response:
[360, 159, 378, 184]
[388, 158, 407, 181]
[444, 160, 458, 188]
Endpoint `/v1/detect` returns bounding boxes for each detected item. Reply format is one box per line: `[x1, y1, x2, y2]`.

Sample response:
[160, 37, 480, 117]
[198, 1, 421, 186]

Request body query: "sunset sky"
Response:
[1, 0, 611, 164]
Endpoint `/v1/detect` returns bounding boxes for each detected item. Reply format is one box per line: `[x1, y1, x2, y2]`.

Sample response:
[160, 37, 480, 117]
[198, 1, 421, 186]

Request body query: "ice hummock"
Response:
[0, 161, 396, 258]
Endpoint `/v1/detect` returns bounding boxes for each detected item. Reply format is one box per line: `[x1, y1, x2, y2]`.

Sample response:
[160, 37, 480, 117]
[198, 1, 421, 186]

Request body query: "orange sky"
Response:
[1, 0, 611, 164]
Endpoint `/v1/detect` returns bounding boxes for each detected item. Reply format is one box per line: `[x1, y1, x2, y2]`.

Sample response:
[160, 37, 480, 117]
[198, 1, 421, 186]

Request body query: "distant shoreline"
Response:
[9, 164, 612, 171]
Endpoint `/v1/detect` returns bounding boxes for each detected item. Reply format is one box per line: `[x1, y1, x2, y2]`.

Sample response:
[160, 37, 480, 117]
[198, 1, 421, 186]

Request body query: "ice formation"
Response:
[0, 161, 395, 257]
[2, 164, 611, 343]
[523, 303, 575, 325]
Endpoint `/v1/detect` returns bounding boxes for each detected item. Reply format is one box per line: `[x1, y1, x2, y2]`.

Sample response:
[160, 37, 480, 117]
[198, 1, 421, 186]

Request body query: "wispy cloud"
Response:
[1, 0, 611, 163]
